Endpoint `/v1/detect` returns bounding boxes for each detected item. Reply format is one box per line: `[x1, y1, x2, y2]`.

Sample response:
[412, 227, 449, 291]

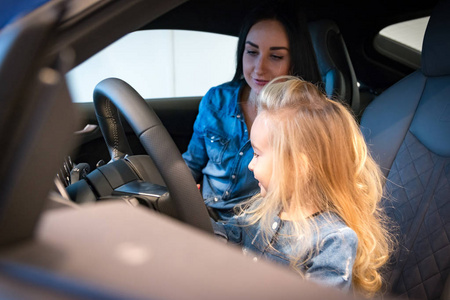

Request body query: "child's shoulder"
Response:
[313, 212, 357, 243]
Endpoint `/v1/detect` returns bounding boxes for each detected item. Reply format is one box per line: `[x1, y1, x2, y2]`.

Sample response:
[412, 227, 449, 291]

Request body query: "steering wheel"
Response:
[93, 78, 213, 234]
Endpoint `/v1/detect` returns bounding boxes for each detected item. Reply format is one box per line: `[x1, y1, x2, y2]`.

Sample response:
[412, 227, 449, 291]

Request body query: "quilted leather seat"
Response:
[360, 1, 450, 299]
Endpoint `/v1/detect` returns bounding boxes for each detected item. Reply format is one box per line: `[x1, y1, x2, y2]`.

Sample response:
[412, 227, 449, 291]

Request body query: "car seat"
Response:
[309, 19, 360, 115]
[360, 1, 450, 299]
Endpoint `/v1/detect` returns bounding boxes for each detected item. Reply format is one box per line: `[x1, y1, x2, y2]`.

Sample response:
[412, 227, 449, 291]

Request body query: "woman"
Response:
[182, 2, 322, 220]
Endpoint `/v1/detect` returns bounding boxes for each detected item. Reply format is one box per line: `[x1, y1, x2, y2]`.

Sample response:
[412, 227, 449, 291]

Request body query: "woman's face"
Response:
[243, 19, 291, 98]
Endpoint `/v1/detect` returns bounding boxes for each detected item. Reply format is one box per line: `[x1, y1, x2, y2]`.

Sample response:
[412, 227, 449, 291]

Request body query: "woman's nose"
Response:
[254, 57, 266, 74]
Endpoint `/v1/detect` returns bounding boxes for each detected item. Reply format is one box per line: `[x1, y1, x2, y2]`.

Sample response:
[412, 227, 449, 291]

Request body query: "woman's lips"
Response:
[253, 78, 269, 86]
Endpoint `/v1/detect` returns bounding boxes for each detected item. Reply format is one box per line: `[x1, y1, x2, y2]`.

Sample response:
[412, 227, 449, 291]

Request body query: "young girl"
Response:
[214, 76, 392, 296]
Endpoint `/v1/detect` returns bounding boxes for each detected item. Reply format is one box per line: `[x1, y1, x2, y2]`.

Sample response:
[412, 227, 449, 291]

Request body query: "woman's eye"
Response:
[253, 153, 259, 158]
[246, 50, 258, 56]
[271, 55, 283, 60]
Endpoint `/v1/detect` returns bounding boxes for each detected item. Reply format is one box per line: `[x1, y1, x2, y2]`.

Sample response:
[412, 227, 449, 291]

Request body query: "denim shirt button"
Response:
[214, 197, 218, 202]
[225, 191, 229, 195]
[236, 114, 241, 118]
[232, 174, 236, 179]
[239, 152, 244, 156]
[272, 222, 278, 230]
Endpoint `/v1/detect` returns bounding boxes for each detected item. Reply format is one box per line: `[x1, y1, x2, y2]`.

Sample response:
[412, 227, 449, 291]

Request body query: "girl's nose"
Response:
[248, 157, 255, 171]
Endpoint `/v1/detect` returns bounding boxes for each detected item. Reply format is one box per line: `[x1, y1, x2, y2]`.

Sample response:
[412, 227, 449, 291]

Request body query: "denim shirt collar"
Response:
[227, 79, 247, 119]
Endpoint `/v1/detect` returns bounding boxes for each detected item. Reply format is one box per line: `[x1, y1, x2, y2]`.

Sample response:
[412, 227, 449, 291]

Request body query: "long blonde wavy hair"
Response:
[238, 76, 393, 297]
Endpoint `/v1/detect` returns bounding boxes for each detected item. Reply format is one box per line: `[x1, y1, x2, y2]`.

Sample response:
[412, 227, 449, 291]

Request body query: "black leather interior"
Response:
[94, 84, 134, 161]
[93, 78, 213, 234]
[309, 19, 360, 114]
[360, 1, 450, 299]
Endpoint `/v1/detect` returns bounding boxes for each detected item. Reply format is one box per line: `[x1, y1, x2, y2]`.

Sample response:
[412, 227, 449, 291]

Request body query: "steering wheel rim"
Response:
[93, 77, 213, 234]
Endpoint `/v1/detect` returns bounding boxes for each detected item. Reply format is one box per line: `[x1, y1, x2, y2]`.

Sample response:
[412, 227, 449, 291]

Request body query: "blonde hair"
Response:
[239, 76, 392, 297]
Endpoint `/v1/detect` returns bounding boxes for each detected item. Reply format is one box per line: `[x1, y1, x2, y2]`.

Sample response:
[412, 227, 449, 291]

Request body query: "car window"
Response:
[66, 30, 238, 103]
[373, 17, 429, 69]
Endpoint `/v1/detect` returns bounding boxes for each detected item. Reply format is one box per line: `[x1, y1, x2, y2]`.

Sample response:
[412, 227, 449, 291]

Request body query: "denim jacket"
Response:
[182, 81, 259, 219]
[213, 211, 358, 291]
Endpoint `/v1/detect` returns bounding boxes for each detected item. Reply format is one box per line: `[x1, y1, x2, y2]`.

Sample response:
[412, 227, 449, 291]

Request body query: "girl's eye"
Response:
[253, 153, 259, 158]
[271, 55, 283, 60]
[246, 50, 258, 56]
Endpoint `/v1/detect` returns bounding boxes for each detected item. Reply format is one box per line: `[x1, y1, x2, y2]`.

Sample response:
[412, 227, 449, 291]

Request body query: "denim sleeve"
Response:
[182, 89, 213, 182]
[304, 227, 358, 291]
[212, 216, 244, 245]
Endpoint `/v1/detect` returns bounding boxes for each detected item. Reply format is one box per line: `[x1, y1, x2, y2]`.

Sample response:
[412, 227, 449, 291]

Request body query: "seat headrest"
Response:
[308, 19, 360, 113]
[422, 0, 450, 76]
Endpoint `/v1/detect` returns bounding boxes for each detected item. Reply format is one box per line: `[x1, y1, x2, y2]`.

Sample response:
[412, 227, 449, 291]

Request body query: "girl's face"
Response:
[243, 19, 291, 99]
[248, 114, 273, 197]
